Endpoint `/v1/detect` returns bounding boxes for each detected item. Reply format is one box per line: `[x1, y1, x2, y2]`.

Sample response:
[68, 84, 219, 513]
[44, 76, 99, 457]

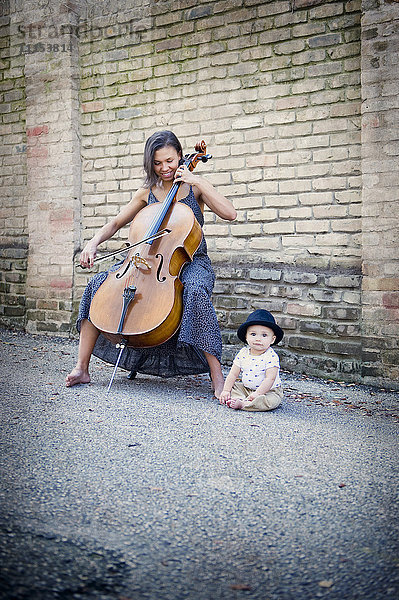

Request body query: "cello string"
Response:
[141, 181, 181, 243]
[120, 153, 196, 286]
[140, 152, 195, 242]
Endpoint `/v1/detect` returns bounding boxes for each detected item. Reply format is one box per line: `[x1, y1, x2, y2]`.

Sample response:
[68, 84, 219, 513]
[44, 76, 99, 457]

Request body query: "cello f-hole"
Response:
[156, 253, 166, 283]
[116, 262, 130, 279]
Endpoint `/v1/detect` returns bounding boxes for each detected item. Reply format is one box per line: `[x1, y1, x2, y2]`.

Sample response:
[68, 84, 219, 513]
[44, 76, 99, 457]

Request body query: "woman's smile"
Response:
[160, 170, 174, 179]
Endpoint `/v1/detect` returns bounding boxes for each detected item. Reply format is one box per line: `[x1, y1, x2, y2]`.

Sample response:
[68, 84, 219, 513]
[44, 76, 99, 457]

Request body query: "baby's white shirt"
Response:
[233, 346, 281, 390]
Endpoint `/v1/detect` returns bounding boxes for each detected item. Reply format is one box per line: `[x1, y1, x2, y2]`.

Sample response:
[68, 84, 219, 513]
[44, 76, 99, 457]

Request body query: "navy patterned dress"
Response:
[77, 187, 222, 377]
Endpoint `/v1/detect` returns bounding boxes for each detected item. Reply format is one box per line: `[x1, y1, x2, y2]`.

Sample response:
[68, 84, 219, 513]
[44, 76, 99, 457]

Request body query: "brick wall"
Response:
[1, 0, 398, 388]
[0, 0, 27, 329]
[360, 0, 399, 387]
[76, 0, 366, 383]
[22, 1, 81, 335]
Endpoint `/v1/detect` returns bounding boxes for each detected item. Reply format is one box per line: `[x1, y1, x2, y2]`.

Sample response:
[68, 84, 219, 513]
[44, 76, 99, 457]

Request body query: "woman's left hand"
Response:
[174, 165, 197, 185]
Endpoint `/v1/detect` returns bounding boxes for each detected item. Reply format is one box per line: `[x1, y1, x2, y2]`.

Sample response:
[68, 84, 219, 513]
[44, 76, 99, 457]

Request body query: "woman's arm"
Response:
[79, 188, 148, 268]
[195, 175, 237, 221]
[175, 166, 237, 221]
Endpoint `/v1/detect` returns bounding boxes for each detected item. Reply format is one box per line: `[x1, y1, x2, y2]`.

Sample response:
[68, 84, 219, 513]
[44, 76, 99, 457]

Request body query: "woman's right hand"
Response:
[79, 242, 98, 269]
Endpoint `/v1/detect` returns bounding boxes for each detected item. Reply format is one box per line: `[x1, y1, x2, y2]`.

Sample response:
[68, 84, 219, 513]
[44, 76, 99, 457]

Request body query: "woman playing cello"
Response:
[66, 130, 236, 398]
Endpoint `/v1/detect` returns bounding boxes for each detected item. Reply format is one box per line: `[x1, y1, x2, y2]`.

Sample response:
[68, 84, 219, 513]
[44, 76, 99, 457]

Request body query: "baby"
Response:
[220, 309, 284, 411]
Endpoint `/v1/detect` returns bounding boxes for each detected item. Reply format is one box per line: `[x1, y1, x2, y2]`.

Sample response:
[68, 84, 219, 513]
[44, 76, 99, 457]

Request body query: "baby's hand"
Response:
[247, 392, 257, 402]
[219, 390, 230, 405]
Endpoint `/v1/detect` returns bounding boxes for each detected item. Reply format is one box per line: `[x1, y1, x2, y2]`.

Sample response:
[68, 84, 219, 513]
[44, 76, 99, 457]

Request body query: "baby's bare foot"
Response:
[65, 367, 91, 387]
[227, 398, 244, 410]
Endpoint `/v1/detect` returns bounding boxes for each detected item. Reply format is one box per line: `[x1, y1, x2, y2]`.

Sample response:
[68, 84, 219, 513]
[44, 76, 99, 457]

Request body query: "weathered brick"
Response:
[247, 208, 278, 222]
[270, 285, 302, 299]
[248, 237, 281, 251]
[288, 335, 325, 352]
[323, 307, 360, 321]
[249, 268, 282, 282]
[325, 341, 362, 357]
[213, 296, 247, 309]
[309, 289, 342, 303]
[81, 100, 104, 113]
[325, 275, 361, 288]
[287, 303, 322, 317]
[282, 234, 314, 247]
[279, 207, 312, 219]
[297, 220, 329, 233]
[265, 221, 295, 234]
[283, 272, 319, 285]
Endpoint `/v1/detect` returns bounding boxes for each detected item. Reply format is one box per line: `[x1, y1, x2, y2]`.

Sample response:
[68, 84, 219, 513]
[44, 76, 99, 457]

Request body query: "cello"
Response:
[88, 141, 212, 385]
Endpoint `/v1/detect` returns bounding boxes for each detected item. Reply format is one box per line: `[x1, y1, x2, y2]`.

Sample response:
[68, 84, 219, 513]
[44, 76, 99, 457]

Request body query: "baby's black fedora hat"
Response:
[237, 309, 284, 345]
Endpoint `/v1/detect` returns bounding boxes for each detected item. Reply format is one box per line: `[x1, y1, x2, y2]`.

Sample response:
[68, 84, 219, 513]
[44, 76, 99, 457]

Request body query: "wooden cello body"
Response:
[89, 142, 210, 349]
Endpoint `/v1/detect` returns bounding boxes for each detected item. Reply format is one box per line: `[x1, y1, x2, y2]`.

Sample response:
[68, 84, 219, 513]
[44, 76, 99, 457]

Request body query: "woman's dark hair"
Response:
[143, 130, 183, 188]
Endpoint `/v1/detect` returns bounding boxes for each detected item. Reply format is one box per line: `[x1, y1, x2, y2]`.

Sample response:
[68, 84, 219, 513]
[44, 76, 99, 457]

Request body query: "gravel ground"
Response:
[0, 329, 398, 600]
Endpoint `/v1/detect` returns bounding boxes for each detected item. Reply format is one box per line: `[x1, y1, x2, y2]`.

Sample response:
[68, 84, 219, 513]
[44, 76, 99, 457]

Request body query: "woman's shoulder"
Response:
[128, 187, 150, 207]
[190, 183, 204, 205]
[135, 186, 150, 200]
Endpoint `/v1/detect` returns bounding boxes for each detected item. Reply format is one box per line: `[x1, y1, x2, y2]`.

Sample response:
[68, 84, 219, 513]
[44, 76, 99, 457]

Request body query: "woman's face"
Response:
[153, 145, 181, 183]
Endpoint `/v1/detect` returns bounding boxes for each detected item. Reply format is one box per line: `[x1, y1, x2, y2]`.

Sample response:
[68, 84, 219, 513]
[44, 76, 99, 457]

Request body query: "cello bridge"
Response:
[131, 253, 151, 270]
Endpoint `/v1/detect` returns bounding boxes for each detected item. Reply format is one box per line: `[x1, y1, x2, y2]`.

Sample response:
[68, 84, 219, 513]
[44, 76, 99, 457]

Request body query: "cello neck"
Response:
[143, 142, 210, 245]
[145, 180, 181, 245]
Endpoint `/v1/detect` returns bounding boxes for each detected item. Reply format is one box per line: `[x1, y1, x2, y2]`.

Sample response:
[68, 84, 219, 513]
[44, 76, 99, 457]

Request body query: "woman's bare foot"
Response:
[211, 373, 224, 400]
[227, 398, 244, 410]
[204, 351, 225, 400]
[65, 367, 91, 387]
